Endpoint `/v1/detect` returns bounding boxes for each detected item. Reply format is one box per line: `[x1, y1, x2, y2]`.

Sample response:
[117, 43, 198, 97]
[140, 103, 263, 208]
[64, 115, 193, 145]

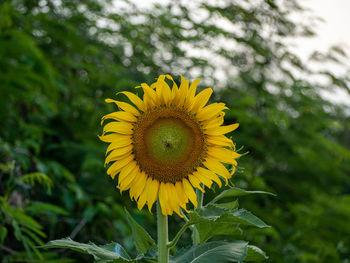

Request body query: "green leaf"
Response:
[212, 200, 239, 210]
[21, 227, 45, 246]
[100, 243, 131, 261]
[194, 219, 240, 244]
[41, 237, 133, 262]
[11, 210, 46, 238]
[18, 173, 53, 194]
[211, 187, 275, 204]
[26, 202, 68, 216]
[170, 241, 248, 263]
[168, 212, 212, 248]
[124, 208, 156, 254]
[6, 251, 76, 263]
[230, 209, 270, 228]
[0, 226, 7, 245]
[244, 245, 268, 261]
[192, 207, 269, 243]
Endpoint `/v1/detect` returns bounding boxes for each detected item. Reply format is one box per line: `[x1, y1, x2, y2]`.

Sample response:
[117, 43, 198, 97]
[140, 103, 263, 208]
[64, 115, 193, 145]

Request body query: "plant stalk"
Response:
[157, 200, 169, 263]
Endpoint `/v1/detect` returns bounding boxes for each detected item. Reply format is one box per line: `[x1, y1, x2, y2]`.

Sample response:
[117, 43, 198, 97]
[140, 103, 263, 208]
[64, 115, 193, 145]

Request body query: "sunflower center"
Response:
[133, 107, 205, 183]
[147, 118, 192, 163]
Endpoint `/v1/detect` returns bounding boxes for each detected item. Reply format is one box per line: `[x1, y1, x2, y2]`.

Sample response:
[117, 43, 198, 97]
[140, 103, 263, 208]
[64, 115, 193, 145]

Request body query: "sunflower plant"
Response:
[43, 75, 272, 262]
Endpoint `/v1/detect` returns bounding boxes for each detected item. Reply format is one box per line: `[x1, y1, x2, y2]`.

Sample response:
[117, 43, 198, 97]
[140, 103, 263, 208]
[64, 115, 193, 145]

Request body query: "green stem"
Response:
[195, 188, 204, 212]
[157, 200, 169, 263]
[192, 188, 204, 245]
[168, 221, 191, 248]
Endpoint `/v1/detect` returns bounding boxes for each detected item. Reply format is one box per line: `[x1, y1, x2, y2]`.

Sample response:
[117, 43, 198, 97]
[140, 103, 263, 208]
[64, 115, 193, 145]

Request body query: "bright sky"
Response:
[292, 0, 350, 58]
[125, 0, 350, 105]
[287, 0, 350, 105]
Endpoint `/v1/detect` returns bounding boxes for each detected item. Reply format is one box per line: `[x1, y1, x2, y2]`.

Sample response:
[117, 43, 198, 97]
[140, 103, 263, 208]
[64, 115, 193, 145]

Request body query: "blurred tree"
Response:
[0, 0, 349, 262]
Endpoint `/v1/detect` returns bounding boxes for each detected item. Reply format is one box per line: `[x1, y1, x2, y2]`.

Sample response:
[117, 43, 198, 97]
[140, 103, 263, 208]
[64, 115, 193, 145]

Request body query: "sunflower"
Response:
[99, 75, 240, 216]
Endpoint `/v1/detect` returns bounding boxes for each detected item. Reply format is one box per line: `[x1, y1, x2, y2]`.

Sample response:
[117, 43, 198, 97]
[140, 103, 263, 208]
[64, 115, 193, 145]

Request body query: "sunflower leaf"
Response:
[211, 199, 239, 210]
[191, 207, 269, 243]
[210, 187, 276, 204]
[170, 241, 248, 263]
[245, 245, 268, 261]
[41, 237, 133, 262]
[124, 208, 156, 254]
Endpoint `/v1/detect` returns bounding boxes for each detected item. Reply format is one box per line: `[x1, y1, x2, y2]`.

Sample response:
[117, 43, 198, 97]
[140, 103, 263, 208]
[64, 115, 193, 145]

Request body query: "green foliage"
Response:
[19, 173, 53, 194]
[0, 196, 46, 259]
[124, 208, 156, 255]
[170, 241, 248, 263]
[193, 207, 269, 244]
[210, 187, 275, 204]
[245, 246, 268, 262]
[44, 186, 270, 262]
[42, 238, 137, 263]
[0, 0, 349, 262]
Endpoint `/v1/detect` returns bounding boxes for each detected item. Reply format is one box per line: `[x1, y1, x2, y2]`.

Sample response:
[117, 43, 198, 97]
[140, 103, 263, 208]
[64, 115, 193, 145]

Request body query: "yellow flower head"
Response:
[99, 75, 240, 216]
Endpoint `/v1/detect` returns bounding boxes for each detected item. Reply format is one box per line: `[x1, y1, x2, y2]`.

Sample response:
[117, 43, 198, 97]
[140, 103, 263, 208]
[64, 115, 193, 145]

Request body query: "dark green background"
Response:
[0, 0, 349, 262]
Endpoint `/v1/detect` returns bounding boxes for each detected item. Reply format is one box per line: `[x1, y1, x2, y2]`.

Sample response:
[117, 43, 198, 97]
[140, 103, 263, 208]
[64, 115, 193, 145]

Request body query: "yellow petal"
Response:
[197, 103, 228, 121]
[168, 183, 183, 217]
[182, 178, 198, 207]
[105, 147, 133, 165]
[137, 194, 147, 210]
[119, 91, 146, 112]
[164, 183, 178, 216]
[171, 85, 178, 104]
[101, 111, 137, 125]
[230, 165, 236, 176]
[207, 135, 234, 148]
[155, 75, 165, 104]
[202, 116, 224, 130]
[118, 162, 138, 191]
[165, 74, 179, 102]
[98, 134, 132, 145]
[189, 88, 213, 113]
[197, 167, 222, 188]
[184, 78, 201, 109]
[146, 179, 159, 212]
[117, 161, 137, 185]
[105, 143, 132, 156]
[207, 147, 241, 166]
[105, 99, 140, 116]
[165, 74, 178, 88]
[205, 123, 239, 136]
[188, 174, 205, 192]
[175, 181, 189, 212]
[154, 76, 172, 106]
[175, 75, 189, 107]
[192, 171, 212, 188]
[129, 170, 147, 201]
[142, 95, 151, 110]
[159, 182, 168, 215]
[103, 121, 133, 135]
[106, 154, 134, 179]
[203, 159, 230, 185]
[188, 78, 200, 98]
[162, 184, 173, 216]
[160, 81, 172, 106]
[137, 177, 151, 210]
[140, 83, 158, 108]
